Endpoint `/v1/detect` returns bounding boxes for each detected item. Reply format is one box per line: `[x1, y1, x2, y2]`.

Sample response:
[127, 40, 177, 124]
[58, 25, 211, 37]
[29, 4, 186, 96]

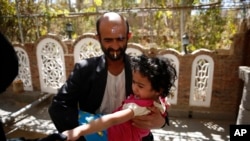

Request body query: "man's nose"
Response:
[110, 39, 121, 49]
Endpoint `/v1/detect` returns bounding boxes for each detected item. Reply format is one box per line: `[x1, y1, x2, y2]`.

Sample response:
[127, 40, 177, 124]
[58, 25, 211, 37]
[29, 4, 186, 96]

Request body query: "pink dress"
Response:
[107, 95, 167, 141]
[78, 95, 167, 141]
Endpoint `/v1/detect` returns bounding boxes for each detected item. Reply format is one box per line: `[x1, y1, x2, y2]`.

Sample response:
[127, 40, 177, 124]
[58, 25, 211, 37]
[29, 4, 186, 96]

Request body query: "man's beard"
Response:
[101, 45, 127, 61]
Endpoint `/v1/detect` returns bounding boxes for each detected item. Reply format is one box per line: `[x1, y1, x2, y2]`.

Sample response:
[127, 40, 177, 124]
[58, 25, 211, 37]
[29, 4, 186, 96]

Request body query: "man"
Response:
[49, 12, 167, 141]
[0, 32, 19, 141]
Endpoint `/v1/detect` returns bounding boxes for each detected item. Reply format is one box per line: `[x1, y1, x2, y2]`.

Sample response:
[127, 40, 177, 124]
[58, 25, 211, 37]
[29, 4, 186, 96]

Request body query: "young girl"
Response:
[62, 55, 177, 141]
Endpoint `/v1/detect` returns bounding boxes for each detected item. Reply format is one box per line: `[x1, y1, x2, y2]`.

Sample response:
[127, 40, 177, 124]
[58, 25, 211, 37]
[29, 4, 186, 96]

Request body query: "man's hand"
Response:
[131, 106, 165, 129]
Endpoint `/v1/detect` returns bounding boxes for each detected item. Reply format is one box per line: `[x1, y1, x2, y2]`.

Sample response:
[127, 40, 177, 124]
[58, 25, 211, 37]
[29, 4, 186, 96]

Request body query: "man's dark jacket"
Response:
[49, 55, 133, 133]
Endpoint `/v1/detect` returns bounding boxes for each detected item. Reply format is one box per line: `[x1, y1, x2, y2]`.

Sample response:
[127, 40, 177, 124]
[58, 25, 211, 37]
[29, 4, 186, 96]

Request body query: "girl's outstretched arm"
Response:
[63, 108, 134, 141]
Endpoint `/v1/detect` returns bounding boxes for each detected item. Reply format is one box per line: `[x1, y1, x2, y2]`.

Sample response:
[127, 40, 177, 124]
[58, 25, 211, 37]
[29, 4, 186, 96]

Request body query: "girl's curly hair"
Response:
[130, 55, 177, 97]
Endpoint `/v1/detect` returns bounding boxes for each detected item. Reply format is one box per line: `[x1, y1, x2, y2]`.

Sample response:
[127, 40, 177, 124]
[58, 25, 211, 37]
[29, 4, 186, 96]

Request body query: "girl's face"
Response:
[132, 70, 160, 100]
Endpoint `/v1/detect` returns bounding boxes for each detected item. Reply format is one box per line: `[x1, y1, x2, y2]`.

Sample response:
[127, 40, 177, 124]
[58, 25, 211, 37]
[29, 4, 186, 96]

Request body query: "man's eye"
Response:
[117, 38, 125, 41]
[138, 85, 143, 88]
[104, 39, 112, 42]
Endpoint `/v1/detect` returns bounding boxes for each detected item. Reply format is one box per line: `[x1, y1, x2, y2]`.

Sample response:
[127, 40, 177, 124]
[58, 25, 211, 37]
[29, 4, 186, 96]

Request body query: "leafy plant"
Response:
[0, 0, 241, 52]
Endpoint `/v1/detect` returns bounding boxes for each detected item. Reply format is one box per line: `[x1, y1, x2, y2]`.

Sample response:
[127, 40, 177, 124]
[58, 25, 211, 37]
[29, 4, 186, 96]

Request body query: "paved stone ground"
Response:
[152, 117, 232, 141]
[0, 91, 234, 141]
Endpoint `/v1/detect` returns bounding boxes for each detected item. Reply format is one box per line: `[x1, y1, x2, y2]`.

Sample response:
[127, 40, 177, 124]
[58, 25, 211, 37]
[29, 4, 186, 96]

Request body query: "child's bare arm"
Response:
[63, 108, 134, 141]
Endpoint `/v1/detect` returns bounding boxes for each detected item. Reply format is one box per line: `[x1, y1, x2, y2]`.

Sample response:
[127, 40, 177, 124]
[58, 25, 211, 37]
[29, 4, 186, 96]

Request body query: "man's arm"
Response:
[48, 62, 88, 133]
[131, 106, 166, 129]
[48, 97, 79, 133]
[63, 108, 134, 141]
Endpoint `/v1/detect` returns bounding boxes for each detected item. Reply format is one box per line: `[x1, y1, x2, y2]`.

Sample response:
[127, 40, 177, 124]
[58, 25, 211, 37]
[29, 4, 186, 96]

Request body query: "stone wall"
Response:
[6, 29, 250, 121]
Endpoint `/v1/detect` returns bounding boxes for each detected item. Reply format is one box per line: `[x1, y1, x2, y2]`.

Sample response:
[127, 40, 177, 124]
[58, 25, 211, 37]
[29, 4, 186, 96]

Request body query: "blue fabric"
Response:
[78, 111, 108, 141]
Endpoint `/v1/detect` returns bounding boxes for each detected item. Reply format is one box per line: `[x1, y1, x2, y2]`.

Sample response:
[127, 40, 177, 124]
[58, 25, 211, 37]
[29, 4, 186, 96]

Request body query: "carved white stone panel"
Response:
[74, 36, 102, 63]
[14, 46, 33, 91]
[36, 38, 66, 94]
[126, 43, 144, 56]
[190, 55, 214, 107]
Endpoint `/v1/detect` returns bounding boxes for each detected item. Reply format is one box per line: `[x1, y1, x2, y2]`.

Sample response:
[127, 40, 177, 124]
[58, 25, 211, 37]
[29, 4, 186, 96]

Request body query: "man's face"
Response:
[101, 44, 127, 61]
[97, 20, 128, 61]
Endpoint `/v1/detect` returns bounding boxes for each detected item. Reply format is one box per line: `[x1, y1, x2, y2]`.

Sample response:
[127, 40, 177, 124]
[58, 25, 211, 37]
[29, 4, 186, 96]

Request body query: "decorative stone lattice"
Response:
[190, 55, 214, 107]
[194, 59, 209, 101]
[74, 37, 103, 63]
[14, 47, 33, 91]
[126, 43, 144, 56]
[37, 38, 66, 94]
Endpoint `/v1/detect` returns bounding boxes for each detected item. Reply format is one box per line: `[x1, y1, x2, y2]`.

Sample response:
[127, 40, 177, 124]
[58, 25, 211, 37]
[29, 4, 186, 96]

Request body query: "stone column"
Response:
[236, 66, 250, 124]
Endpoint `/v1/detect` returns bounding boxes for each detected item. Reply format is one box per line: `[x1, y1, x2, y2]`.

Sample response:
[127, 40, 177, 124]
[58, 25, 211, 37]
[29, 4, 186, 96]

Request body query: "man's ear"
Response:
[95, 34, 99, 41]
[127, 32, 132, 40]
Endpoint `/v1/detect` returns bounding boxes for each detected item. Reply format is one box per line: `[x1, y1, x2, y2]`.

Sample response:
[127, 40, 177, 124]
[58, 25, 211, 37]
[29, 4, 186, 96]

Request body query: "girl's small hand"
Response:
[62, 129, 81, 141]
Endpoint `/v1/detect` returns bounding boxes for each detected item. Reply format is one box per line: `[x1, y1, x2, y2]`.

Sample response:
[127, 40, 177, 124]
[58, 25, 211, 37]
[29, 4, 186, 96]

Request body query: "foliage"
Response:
[0, 1, 16, 37]
[0, 0, 242, 52]
[186, 8, 236, 51]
